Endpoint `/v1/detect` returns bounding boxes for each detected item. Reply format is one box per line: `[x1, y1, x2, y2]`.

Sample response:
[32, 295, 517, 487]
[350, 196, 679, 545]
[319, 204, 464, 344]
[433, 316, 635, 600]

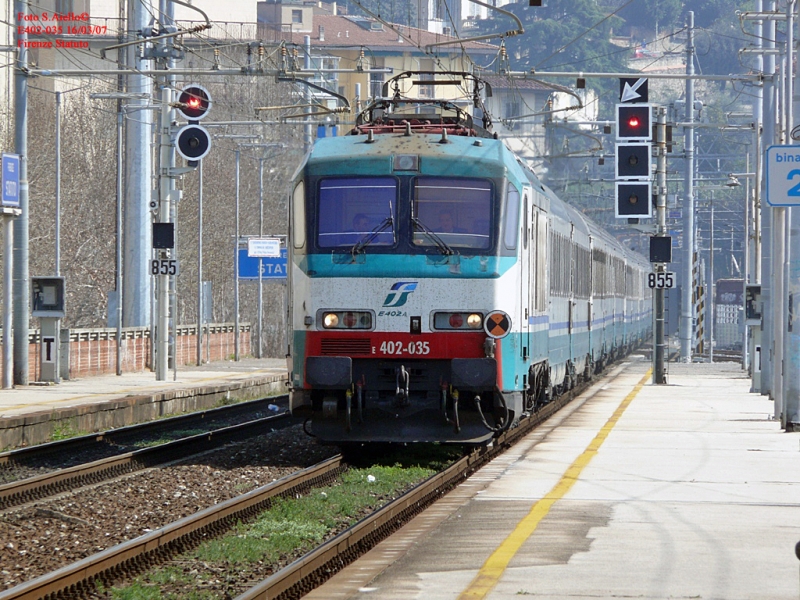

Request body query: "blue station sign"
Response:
[237, 248, 287, 280]
[2, 153, 20, 208]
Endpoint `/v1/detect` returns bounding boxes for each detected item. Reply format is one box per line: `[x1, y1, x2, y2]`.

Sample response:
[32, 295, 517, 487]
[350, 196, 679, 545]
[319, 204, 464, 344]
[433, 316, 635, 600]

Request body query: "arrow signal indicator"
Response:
[620, 77, 648, 103]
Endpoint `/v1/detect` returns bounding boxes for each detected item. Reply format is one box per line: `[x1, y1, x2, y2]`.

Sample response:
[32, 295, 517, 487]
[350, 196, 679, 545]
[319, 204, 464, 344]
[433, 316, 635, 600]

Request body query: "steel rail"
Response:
[238, 368, 592, 600]
[0, 394, 288, 467]
[0, 411, 292, 510]
[0, 456, 344, 600]
[0, 353, 642, 600]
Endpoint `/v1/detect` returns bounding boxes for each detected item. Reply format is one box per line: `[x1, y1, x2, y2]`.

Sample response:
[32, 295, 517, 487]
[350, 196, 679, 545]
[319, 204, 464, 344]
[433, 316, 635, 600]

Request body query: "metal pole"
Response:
[755, 123, 762, 284]
[116, 108, 123, 376]
[304, 35, 312, 153]
[680, 11, 695, 362]
[762, 0, 777, 397]
[13, 0, 29, 385]
[124, 0, 152, 327]
[258, 157, 264, 359]
[781, 14, 800, 432]
[3, 217, 12, 389]
[743, 151, 750, 371]
[781, 0, 798, 429]
[709, 193, 714, 364]
[155, 0, 175, 380]
[166, 0, 178, 382]
[654, 106, 667, 383]
[55, 92, 61, 277]
[197, 163, 203, 366]
[773, 27, 788, 410]
[234, 148, 241, 361]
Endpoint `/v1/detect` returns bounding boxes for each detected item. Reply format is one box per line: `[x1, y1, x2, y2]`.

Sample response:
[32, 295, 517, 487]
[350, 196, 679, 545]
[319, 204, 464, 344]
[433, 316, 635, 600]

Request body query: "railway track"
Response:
[0, 395, 289, 475]
[0, 359, 625, 600]
[0, 407, 293, 511]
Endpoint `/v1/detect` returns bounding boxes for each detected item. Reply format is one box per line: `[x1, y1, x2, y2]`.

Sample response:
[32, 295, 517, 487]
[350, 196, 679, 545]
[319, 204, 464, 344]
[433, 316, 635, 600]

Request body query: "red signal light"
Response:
[616, 104, 651, 141]
[177, 85, 211, 121]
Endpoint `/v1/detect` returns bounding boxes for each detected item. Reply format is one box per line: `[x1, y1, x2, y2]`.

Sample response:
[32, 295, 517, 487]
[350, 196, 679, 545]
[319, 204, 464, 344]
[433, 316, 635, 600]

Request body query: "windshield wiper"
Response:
[351, 215, 394, 256]
[411, 217, 455, 256]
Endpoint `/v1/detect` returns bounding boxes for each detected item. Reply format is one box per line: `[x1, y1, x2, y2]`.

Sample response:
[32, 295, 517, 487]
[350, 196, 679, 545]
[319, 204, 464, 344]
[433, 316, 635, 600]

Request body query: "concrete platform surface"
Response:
[307, 357, 800, 600]
[0, 358, 287, 448]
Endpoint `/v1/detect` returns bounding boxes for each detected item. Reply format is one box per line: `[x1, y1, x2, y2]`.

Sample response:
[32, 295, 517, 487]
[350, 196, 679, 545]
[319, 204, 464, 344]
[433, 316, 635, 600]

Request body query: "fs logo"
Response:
[382, 281, 418, 308]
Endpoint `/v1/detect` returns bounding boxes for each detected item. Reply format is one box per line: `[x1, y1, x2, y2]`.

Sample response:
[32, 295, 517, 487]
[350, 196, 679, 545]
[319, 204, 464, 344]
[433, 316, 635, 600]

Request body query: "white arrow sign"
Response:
[621, 78, 648, 103]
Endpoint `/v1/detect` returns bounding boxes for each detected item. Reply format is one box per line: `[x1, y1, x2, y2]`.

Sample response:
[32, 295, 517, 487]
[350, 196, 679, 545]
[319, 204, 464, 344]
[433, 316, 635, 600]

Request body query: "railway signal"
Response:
[615, 181, 652, 218]
[615, 142, 651, 179]
[175, 85, 212, 166]
[616, 104, 652, 141]
[176, 85, 211, 121]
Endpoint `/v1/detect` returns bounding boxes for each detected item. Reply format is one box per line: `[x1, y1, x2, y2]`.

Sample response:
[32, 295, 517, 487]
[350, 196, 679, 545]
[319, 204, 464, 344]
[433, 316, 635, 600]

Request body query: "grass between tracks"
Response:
[105, 447, 461, 599]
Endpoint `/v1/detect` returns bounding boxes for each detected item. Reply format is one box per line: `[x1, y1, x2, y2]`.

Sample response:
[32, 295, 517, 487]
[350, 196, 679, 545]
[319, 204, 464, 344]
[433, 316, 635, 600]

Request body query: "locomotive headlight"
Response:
[467, 313, 483, 329]
[433, 311, 485, 331]
[319, 310, 373, 329]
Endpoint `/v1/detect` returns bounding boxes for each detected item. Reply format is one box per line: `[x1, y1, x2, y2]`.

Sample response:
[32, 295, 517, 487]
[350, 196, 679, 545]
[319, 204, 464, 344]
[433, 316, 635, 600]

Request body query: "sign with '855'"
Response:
[150, 259, 178, 276]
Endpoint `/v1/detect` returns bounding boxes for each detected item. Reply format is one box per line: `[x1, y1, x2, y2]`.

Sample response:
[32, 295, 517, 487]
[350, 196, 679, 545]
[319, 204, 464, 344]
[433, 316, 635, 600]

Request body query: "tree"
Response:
[474, 0, 628, 76]
[617, 0, 683, 35]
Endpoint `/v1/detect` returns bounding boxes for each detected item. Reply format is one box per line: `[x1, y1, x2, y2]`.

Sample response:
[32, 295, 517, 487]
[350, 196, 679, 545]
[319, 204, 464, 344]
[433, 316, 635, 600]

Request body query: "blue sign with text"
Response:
[2, 153, 20, 208]
[238, 248, 287, 280]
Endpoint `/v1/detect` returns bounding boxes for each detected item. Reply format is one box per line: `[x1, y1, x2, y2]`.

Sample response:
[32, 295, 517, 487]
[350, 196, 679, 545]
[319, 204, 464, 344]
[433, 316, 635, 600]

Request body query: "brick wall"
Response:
[22, 323, 250, 381]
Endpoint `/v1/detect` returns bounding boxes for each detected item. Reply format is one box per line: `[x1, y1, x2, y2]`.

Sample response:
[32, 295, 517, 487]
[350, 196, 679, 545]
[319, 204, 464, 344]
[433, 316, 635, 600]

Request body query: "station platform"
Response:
[307, 356, 800, 600]
[0, 358, 287, 449]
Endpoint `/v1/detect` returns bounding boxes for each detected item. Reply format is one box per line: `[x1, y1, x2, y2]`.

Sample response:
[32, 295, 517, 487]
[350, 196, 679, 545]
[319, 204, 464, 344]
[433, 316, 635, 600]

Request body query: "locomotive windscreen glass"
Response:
[412, 177, 492, 249]
[317, 177, 397, 248]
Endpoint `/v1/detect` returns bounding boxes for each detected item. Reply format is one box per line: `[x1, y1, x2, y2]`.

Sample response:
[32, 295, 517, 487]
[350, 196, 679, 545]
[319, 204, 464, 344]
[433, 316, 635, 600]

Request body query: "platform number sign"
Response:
[648, 272, 675, 289]
[765, 145, 800, 206]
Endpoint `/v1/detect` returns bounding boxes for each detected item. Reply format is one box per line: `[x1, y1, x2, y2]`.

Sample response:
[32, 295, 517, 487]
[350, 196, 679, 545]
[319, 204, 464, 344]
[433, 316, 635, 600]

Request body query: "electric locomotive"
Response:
[286, 72, 652, 445]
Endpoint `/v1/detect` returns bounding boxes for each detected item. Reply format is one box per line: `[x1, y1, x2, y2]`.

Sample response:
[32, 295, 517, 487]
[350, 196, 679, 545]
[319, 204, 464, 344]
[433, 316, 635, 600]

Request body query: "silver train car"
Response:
[286, 74, 652, 445]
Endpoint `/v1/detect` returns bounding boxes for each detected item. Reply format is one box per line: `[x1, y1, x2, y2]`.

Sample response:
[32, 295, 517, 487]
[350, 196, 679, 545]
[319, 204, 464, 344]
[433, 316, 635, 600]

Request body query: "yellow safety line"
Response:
[1, 369, 283, 412]
[458, 368, 652, 600]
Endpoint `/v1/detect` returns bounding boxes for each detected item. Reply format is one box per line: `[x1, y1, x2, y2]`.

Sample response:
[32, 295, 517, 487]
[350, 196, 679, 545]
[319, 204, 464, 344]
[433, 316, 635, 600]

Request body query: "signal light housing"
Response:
[176, 85, 211, 121]
[615, 143, 652, 179]
[615, 181, 653, 218]
[176, 124, 212, 161]
[616, 104, 652, 141]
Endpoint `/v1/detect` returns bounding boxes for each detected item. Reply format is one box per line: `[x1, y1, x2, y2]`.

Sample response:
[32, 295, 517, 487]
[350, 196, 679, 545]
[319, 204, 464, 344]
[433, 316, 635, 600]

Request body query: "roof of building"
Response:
[308, 15, 497, 54]
[481, 74, 571, 94]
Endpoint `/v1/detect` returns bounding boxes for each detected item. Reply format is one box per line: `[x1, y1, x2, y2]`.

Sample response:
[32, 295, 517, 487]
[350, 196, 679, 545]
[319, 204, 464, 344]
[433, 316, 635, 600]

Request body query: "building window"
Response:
[369, 59, 385, 99]
[292, 10, 303, 24]
[55, 0, 73, 15]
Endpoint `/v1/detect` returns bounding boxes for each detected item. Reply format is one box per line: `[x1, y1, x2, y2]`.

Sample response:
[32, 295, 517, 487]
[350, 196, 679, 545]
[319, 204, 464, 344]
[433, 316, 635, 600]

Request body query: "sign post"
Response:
[1, 154, 21, 389]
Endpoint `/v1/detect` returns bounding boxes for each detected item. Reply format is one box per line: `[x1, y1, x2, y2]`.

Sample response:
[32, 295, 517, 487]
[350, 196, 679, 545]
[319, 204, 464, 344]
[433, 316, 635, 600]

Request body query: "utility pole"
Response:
[13, 0, 29, 386]
[155, 0, 179, 381]
[761, 0, 777, 399]
[197, 163, 204, 366]
[782, 0, 800, 431]
[654, 106, 668, 382]
[680, 11, 696, 362]
[124, 0, 153, 328]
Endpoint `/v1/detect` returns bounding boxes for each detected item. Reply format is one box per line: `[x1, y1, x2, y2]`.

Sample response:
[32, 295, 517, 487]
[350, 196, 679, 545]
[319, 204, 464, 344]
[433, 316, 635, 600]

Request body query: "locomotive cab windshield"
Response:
[311, 175, 499, 256]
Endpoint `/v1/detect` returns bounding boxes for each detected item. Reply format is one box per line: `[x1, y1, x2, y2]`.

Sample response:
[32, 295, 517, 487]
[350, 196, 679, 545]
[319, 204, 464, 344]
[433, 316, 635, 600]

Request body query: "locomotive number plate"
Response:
[377, 340, 431, 356]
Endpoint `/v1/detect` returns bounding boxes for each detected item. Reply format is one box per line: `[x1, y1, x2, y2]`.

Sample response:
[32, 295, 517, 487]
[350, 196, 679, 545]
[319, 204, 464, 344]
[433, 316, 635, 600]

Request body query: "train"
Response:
[285, 72, 652, 445]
